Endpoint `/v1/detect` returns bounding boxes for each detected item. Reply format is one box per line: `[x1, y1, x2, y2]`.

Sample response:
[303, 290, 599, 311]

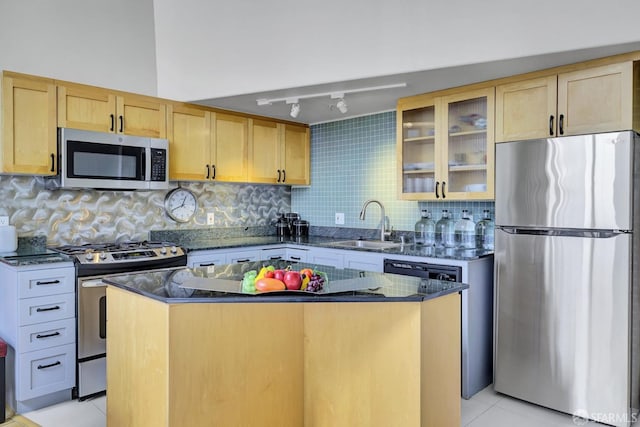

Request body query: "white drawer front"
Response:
[19, 293, 75, 326]
[18, 343, 76, 400]
[19, 318, 76, 353]
[18, 268, 75, 299]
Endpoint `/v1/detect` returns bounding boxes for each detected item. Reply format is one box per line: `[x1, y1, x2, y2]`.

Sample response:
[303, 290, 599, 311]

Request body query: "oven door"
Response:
[78, 278, 107, 359]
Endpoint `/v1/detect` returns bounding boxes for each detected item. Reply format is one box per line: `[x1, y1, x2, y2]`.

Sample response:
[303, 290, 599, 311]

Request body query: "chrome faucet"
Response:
[359, 199, 391, 241]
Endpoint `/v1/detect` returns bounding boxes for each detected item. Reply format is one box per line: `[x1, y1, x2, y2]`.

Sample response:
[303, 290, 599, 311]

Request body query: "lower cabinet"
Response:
[0, 262, 76, 413]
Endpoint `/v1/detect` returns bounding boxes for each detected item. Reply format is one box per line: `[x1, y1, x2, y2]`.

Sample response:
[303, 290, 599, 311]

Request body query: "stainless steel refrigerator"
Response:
[494, 131, 640, 427]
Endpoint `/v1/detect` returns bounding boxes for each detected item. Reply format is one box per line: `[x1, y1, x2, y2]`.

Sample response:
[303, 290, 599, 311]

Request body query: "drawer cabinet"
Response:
[0, 262, 76, 413]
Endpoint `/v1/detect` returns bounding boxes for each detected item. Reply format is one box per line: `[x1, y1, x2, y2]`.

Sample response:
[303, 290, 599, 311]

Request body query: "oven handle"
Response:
[81, 279, 108, 288]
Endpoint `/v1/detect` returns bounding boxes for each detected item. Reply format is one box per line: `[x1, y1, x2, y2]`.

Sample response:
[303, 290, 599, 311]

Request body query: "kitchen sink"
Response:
[328, 240, 402, 250]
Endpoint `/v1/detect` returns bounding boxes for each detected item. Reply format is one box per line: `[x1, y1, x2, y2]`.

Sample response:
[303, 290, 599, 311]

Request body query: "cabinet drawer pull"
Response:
[36, 280, 60, 286]
[199, 262, 216, 267]
[442, 181, 447, 199]
[235, 259, 250, 263]
[269, 256, 282, 260]
[37, 361, 61, 370]
[50, 153, 55, 172]
[559, 114, 564, 135]
[110, 114, 115, 132]
[36, 332, 61, 339]
[282, 169, 286, 183]
[435, 181, 440, 198]
[36, 305, 60, 312]
[290, 256, 301, 261]
[549, 115, 554, 136]
[119, 115, 124, 133]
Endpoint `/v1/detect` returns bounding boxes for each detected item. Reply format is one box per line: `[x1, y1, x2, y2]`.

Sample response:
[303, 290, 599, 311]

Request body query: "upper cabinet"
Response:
[167, 103, 248, 182]
[248, 120, 310, 185]
[1, 72, 57, 175]
[397, 87, 495, 201]
[57, 83, 167, 138]
[496, 62, 638, 142]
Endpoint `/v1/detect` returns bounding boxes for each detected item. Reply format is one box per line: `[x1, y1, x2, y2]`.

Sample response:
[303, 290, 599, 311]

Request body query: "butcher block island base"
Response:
[105, 265, 463, 427]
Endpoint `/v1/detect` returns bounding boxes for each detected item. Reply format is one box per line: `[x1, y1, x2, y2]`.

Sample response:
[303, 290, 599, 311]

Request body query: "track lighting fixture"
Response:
[256, 83, 407, 116]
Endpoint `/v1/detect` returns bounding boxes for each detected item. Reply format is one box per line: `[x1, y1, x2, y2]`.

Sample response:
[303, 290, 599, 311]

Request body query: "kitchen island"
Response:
[104, 261, 467, 427]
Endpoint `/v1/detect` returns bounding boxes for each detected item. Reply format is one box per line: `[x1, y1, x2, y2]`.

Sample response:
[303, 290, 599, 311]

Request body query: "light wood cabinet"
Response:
[248, 120, 310, 185]
[496, 62, 638, 142]
[167, 103, 248, 182]
[397, 87, 495, 201]
[57, 83, 167, 138]
[1, 72, 57, 175]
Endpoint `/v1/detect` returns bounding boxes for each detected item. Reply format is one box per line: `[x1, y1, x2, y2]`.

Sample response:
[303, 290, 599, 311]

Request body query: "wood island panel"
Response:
[107, 288, 461, 427]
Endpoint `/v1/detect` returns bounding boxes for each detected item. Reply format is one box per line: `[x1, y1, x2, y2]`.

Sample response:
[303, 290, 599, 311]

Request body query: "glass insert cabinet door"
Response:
[397, 87, 495, 201]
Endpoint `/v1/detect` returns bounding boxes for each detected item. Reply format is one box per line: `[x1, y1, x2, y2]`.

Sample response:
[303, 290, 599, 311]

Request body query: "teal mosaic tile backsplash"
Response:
[292, 111, 495, 232]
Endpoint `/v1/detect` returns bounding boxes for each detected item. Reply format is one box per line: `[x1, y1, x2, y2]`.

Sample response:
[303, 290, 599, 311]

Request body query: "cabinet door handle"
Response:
[110, 114, 115, 132]
[549, 115, 554, 136]
[37, 361, 61, 370]
[50, 153, 55, 172]
[206, 165, 210, 179]
[282, 169, 286, 183]
[235, 259, 250, 263]
[269, 256, 282, 260]
[199, 262, 216, 267]
[290, 256, 301, 261]
[277, 169, 281, 182]
[435, 181, 440, 198]
[559, 114, 564, 135]
[212, 164, 216, 180]
[442, 181, 447, 199]
[36, 305, 60, 312]
[119, 115, 124, 133]
[37, 280, 60, 286]
[36, 331, 61, 339]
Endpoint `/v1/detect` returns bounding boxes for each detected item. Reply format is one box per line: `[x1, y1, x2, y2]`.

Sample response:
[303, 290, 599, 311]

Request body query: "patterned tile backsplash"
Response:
[1, 110, 493, 246]
[292, 111, 494, 232]
[0, 177, 290, 246]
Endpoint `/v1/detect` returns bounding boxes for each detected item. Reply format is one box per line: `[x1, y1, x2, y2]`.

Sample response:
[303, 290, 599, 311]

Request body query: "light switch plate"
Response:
[207, 212, 215, 225]
[335, 212, 345, 225]
[0, 216, 9, 226]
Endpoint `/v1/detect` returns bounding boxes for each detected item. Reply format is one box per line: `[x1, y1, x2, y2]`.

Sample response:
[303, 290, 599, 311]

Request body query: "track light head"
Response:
[289, 103, 300, 118]
[336, 98, 348, 114]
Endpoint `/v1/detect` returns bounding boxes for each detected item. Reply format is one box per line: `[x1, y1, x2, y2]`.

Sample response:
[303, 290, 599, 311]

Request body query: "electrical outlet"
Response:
[335, 212, 345, 225]
[207, 212, 215, 225]
[0, 216, 8, 226]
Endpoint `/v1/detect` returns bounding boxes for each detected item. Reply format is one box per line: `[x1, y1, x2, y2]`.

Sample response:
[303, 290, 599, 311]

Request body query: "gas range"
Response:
[51, 240, 187, 277]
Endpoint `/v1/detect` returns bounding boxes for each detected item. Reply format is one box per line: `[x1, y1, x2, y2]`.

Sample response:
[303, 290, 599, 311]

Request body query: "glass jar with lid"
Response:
[454, 209, 476, 249]
[414, 209, 436, 246]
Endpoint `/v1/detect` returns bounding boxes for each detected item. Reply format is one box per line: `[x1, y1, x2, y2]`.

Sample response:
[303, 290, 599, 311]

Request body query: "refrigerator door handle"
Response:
[498, 227, 625, 238]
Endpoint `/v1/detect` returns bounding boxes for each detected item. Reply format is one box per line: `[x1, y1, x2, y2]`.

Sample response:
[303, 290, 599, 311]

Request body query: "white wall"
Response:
[0, 0, 158, 96]
[153, 0, 640, 101]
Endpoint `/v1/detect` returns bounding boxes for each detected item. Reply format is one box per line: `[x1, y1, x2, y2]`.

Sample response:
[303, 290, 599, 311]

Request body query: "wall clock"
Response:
[164, 187, 197, 223]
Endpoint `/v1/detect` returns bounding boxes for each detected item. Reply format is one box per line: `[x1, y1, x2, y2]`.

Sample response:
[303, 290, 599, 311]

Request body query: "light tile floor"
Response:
[5, 386, 640, 426]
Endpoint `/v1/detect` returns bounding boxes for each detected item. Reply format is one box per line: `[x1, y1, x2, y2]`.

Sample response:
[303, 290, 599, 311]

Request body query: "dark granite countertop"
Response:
[0, 236, 74, 267]
[160, 234, 493, 261]
[104, 259, 468, 304]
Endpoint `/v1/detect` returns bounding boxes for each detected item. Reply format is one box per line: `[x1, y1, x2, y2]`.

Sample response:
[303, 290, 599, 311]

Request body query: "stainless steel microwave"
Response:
[50, 128, 169, 190]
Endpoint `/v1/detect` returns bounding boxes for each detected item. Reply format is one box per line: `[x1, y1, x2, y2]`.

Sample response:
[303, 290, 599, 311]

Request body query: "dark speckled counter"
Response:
[150, 229, 493, 261]
[104, 259, 468, 303]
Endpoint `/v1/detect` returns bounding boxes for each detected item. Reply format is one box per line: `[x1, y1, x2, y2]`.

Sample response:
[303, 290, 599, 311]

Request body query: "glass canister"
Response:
[454, 209, 476, 249]
[414, 209, 436, 246]
[475, 210, 495, 250]
[435, 210, 456, 248]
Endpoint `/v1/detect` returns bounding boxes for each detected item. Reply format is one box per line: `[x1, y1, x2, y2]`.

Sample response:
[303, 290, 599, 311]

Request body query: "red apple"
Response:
[273, 270, 285, 281]
[265, 270, 275, 279]
[283, 271, 302, 290]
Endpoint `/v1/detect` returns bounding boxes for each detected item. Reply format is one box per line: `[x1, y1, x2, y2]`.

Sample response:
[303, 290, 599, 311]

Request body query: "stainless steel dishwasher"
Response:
[383, 258, 491, 399]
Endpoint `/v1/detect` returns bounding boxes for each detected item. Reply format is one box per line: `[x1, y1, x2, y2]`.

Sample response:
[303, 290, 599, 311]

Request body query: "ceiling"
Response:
[192, 41, 640, 125]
